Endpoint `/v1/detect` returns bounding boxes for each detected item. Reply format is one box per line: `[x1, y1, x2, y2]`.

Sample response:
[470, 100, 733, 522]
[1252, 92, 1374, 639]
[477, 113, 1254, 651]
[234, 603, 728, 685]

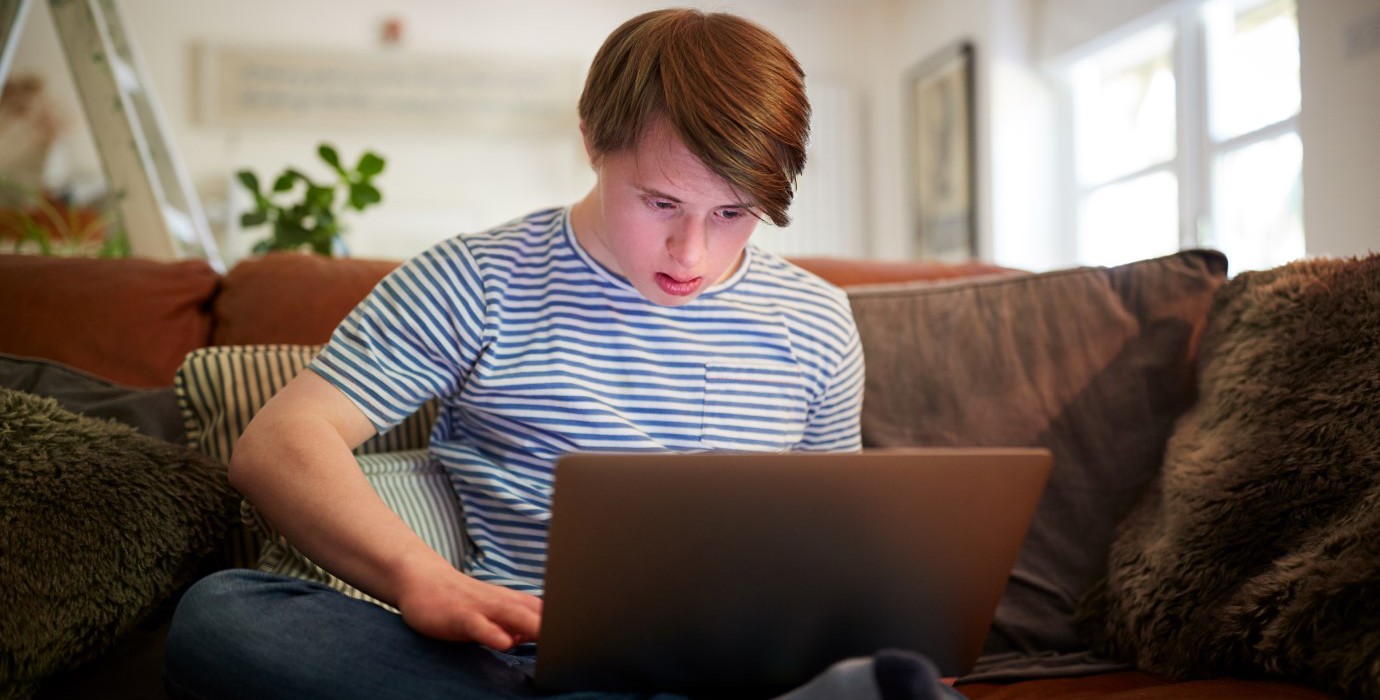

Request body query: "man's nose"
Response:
[667, 218, 707, 268]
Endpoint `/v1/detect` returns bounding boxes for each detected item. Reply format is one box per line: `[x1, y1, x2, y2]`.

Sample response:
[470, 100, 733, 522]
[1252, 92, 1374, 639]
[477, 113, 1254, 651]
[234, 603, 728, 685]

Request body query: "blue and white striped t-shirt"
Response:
[311, 206, 864, 595]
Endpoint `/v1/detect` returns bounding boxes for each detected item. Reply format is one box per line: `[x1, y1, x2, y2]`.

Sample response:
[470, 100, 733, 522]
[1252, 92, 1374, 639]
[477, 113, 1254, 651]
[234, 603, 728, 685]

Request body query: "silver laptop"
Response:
[534, 448, 1052, 695]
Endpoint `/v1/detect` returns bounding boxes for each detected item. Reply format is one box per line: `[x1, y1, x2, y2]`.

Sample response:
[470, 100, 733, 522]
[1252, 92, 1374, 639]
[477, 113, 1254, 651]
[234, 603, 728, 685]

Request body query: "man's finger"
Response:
[498, 592, 542, 617]
[519, 594, 544, 615]
[459, 612, 514, 650]
[495, 605, 541, 641]
[488, 588, 542, 619]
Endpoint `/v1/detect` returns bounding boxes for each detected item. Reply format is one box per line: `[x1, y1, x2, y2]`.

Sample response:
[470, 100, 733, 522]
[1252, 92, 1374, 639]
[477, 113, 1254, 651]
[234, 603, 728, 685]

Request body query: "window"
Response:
[1065, 0, 1302, 272]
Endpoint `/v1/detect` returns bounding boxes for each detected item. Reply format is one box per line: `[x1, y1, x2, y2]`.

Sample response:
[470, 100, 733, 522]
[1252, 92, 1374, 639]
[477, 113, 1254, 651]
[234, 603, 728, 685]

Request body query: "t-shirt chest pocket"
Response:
[702, 362, 810, 451]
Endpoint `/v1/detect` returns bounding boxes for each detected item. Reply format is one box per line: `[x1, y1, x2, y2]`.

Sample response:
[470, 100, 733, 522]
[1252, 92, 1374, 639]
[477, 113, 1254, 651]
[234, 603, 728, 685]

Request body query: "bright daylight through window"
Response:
[1067, 0, 1302, 272]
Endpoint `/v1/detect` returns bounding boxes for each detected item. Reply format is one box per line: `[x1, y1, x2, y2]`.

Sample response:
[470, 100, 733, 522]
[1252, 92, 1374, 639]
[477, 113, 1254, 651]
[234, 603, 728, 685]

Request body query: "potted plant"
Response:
[0, 178, 127, 258]
[236, 143, 385, 256]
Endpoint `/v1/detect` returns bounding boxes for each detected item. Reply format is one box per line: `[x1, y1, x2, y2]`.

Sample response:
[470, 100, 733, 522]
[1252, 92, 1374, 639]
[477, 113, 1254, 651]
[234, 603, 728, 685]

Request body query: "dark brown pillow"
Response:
[0, 352, 184, 444]
[847, 250, 1227, 682]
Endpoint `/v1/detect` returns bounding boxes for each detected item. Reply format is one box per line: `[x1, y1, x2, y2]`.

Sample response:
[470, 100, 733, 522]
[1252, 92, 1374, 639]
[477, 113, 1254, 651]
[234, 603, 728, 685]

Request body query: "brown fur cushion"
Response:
[1076, 255, 1380, 698]
[0, 388, 239, 699]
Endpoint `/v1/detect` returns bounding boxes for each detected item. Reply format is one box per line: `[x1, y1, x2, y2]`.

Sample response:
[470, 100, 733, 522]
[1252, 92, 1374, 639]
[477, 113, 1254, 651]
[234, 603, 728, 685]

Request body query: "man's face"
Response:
[573, 118, 759, 307]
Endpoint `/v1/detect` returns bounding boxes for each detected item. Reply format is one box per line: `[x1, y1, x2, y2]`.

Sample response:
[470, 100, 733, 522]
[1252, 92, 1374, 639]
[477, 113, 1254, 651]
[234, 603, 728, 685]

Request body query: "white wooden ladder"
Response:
[0, 0, 223, 270]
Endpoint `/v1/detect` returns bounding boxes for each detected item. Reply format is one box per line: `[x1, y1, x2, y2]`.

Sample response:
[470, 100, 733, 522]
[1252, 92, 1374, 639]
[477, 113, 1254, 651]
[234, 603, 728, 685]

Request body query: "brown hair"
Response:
[578, 9, 810, 227]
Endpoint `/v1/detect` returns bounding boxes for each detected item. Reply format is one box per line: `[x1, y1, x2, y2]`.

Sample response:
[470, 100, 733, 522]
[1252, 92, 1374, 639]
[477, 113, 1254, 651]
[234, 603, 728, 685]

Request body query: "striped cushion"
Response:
[177, 345, 435, 464]
[174, 345, 455, 601]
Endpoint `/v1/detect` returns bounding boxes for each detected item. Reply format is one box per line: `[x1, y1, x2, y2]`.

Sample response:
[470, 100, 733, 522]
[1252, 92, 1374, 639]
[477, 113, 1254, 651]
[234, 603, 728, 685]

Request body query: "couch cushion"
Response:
[175, 345, 441, 573]
[0, 388, 238, 698]
[0, 352, 184, 444]
[847, 250, 1227, 682]
[212, 252, 400, 346]
[1077, 254, 1379, 699]
[0, 254, 218, 387]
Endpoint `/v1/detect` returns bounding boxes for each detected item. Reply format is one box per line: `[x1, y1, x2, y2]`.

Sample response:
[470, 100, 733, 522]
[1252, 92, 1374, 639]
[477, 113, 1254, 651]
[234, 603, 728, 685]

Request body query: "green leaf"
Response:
[349, 182, 382, 210]
[22, 222, 52, 255]
[236, 171, 260, 195]
[356, 152, 385, 176]
[307, 185, 335, 210]
[99, 229, 131, 258]
[272, 172, 298, 192]
[240, 211, 268, 227]
[276, 221, 311, 246]
[318, 144, 343, 172]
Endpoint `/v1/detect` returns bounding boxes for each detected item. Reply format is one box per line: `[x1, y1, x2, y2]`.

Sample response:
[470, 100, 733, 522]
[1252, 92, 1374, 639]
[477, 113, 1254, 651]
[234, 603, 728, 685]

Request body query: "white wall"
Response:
[12, 0, 1377, 266]
[9, 0, 869, 263]
[859, 0, 990, 261]
[859, 0, 1059, 269]
[1298, 0, 1380, 258]
[1033, 0, 1177, 61]
[987, 0, 1061, 270]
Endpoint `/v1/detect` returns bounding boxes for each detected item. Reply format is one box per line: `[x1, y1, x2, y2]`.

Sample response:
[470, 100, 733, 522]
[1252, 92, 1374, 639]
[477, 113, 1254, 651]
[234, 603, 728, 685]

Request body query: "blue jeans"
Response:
[165, 570, 683, 700]
[165, 569, 963, 700]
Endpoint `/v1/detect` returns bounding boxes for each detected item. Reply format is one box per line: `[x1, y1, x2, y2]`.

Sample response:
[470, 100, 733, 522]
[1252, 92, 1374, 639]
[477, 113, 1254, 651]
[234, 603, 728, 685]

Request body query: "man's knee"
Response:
[164, 569, 311, 697]
[169, 569, 277, 640]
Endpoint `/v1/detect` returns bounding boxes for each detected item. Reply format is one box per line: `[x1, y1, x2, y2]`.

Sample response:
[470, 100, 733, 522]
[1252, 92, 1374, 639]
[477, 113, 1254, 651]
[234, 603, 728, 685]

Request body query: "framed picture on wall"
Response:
[906, 41, 977, 262]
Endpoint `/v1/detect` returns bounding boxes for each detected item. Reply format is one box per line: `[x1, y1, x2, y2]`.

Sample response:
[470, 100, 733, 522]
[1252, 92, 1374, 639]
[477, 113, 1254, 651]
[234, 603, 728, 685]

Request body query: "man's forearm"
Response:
[229, 410, 453, 607]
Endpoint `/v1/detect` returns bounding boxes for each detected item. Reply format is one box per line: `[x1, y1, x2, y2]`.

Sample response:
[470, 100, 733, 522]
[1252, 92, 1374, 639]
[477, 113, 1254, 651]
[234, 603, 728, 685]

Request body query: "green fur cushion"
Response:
[0, 388, 239, 699]
[1076, 255, 1380, 698]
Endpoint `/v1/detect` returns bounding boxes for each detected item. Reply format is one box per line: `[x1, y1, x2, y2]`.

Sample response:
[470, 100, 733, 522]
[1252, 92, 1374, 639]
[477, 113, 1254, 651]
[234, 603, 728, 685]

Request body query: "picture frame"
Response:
[906, 41, 977, 262]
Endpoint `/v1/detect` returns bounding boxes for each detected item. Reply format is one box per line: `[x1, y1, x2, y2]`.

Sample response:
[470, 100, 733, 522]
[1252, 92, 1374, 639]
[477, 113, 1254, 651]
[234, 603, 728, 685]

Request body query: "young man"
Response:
[165, 9, 960, 700]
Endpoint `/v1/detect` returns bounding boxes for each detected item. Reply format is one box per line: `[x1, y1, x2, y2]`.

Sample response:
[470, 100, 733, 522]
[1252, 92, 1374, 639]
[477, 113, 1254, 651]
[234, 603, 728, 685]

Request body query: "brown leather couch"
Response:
[0, 251, 1338, 699]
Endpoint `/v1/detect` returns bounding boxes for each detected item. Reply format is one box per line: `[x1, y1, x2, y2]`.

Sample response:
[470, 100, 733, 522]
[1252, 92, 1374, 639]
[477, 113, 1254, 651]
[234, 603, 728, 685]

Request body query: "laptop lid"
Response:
[534, 448, 1052, 695]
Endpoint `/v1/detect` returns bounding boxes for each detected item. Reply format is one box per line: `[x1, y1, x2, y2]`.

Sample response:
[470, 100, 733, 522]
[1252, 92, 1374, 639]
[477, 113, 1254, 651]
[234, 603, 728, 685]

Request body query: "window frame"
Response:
[1055, 0, 1301, 267]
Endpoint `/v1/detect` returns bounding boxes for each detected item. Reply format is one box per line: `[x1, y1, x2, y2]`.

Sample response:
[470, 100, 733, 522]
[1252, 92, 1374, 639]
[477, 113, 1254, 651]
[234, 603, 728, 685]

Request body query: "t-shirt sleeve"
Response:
[309, 238, 489, 433]
[797, 311, 864, 452]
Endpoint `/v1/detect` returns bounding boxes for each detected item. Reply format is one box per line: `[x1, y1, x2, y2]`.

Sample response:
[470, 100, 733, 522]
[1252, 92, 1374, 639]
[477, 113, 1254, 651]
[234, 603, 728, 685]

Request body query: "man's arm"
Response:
[229, 369, 542, 649]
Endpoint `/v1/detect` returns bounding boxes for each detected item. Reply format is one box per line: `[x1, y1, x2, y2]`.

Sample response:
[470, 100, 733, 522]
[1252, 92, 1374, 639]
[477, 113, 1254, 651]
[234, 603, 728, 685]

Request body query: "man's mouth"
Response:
[656, 272, 703, 297]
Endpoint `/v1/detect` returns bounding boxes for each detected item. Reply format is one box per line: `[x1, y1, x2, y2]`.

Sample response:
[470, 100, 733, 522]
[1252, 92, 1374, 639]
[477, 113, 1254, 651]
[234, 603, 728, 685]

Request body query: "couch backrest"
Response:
[0, 251, 1012, 387]
[790, 257, 1012, 287]
[0, 254, 219, 388]
[210, 253, 1015, 345]
[212, 252, 401, 346]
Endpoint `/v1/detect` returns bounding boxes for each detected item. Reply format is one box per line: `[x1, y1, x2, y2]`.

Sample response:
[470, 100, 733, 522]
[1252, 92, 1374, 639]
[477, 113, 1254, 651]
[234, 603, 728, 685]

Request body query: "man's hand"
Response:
[394, 562, 543, 650]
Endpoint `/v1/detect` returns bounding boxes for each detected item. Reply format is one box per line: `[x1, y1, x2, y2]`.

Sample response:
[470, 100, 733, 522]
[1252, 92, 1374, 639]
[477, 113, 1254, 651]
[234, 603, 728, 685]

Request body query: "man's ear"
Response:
[579, 121, 599, 166]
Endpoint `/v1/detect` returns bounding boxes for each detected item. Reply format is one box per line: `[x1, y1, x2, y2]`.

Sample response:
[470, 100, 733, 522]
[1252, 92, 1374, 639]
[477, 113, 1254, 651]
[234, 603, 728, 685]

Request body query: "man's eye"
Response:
[720, 209, 743, 220]
[649, 199, 675, 210]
